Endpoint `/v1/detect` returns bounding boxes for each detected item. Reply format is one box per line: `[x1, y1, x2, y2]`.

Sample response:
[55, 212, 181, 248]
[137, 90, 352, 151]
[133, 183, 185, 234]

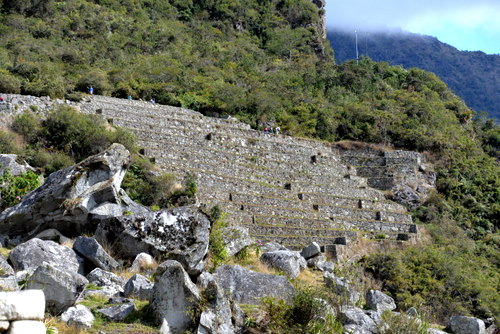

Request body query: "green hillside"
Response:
[0, 0, 499, 324]
[327, 28, 500, 120]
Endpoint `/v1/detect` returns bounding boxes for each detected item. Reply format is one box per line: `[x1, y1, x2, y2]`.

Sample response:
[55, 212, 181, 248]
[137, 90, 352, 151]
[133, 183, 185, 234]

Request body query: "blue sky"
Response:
[326, 0, 500, 55]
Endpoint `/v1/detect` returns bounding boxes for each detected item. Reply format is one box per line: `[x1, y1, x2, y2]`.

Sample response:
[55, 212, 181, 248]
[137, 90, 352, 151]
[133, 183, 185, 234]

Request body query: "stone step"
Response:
[226, 213, 417, 235]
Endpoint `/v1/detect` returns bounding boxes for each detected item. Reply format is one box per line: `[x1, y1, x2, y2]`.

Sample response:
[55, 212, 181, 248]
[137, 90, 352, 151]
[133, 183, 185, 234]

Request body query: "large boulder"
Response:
[60, 305, 94, 330]
[260, 250, 306, 278]
[130, 253, 156, 273]
[96, 206, 210, 275]
[0, 256, 14, 277]
[98, 303, 135, 322]
[448, 315, 486, 334]
[84, 268, 126, 298]
[8, 238, 81, 273]
[300, 242, 321, 260]
[0, 144, 145, 241]
[222, 225, 253, 257]
[0, 290, 45, 321]
[339, 306, 377, 333]
[27, 263, 88, 314]
[214, 265, 294, 305]
[73, 236, 119, 273]
[365, 290, 396, 314]
[0, 154, 35, 177]
[123, 274, 153, 301]
[324, 272, 360, 305]
[151, 260, 200, 334]
[197, 272, 234, 334]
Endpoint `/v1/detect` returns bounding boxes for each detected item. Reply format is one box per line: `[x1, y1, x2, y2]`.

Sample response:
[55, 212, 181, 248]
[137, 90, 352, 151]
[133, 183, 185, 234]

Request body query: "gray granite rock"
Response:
[196, 272, 234, 334]
[300, 242, 321, 259]
[449, 315, 486, 334]
[151, 260, 200, 334]
[0, 276, 18, 291]
[73, 236, 119, 272]
[8, 238, 81, 273]
[85, 268, 125, 297]
[33, 229, 72, 245]
[214, 265, 294, 305]
[0, 144, 145, 239]
[339, 306, 377, 333]
[0, 155, 35, 177]
[27, 263, 88, 314]
[365, 290, 396, 314]
[123, 274, 153, 301]
[98, 303, 135, 322]
[222, 225, 253, 257]
[130, 253, 155, 273]
[0, 256, 14, 277]
[61, 304, 95, 330]
[324, 272, 360, 305]
[260, 250, 306, 278]
[96, 206, 210, 275]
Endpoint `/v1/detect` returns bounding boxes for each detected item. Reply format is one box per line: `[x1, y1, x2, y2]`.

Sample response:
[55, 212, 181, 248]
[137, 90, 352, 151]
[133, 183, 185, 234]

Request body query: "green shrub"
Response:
[0, 71, 21, 93]
[0, 130, 21, 154]
[0, 169, 41, 210]
[208, 206, 228, 271]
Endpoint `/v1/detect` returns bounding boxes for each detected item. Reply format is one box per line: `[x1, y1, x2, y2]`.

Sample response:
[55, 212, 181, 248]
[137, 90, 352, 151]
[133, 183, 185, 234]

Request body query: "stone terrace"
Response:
[78, 96, 418, 252]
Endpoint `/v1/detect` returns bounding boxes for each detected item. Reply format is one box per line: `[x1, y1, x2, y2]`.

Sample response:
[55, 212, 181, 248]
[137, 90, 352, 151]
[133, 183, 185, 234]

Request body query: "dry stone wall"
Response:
[1, 94, 420, 251]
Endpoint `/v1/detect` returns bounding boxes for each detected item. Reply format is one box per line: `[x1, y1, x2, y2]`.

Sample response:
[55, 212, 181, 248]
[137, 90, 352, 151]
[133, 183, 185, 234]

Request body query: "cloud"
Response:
[326, 0, 500, 32]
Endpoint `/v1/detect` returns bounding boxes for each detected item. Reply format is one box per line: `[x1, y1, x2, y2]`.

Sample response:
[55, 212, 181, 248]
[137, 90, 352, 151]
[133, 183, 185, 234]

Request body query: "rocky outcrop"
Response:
[73, 236, 120, 273]
[0, 144, 144, 242]
[260, 250, 307, 278]
[365, 290, 396, 314]
[222, 226, 253, 257]
[27, 263, 88, 314]
[448, 315, 486, 334]
[324, 272, 360, 305]
[214, 265, 295, 305]
[0, 154, 35, 177]
[8, 238, 82, 274]
[339, 306, 377, 334]
[151, 260, 200, 334]
[61, 305, 95, 330]
[123, 274, 153, 301]
[85, 268, 125, 298]
[96, 206, 210, 275]
[197, 272, 234, 334]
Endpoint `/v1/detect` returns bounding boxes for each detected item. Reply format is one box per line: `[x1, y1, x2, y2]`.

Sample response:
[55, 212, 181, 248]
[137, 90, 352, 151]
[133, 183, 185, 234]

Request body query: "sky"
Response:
[326, 0, 500, 54]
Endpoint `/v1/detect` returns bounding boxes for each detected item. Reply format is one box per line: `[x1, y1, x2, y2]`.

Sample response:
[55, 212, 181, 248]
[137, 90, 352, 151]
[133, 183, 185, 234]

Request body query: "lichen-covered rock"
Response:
[222, 225, 253, 257]
[365, 290, 396, 314]
[123, 274, 153, 301]
[96, 206, 210, 275]
[151, 260, 200, 334]
[0, 144, 144, 240]
[130, 253, 155, 273]
[85, 268, 125, 297]
[0, 276, 18, 291]
[260, 250, 306, 278]
[0, 256, 14, 277]
[448, 315, 486, 334]
[8, 238, 81, 273]
[0, 154, 35, 177]
[73, 236, 119, 272]
[27, 263, 88, 314]
[300, 242, 321, 259]
[61, 305, 94, 330]
[33, 229, 72, 245]
[98, 303, 135, 322]
[214, 265, 294, 305]
[0, 290, 45, 321]
[339, 306, 377, 333]
[196, 272, 234, 334]
[324, 272, 360, 305]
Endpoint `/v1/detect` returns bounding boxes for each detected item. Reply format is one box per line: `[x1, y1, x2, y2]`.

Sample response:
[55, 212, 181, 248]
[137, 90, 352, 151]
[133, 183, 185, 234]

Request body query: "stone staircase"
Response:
[80, 96, 418, 253]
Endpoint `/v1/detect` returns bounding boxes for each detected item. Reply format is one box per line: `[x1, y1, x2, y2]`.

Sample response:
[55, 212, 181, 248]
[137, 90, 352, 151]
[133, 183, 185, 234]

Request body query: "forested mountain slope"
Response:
[0, 0, 499, 324]
[327, 28, 500, 120]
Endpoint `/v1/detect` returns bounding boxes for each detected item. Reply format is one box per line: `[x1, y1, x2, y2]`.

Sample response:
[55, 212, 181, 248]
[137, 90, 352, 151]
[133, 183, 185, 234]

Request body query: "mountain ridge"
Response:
[327, 28, 500, 120]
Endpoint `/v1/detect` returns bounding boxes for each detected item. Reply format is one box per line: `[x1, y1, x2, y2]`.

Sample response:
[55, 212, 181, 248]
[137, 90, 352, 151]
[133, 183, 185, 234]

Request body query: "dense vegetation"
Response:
[0, 0, 498, 326]
[0, 107, 195, 210]
[327, 28, 500, 120]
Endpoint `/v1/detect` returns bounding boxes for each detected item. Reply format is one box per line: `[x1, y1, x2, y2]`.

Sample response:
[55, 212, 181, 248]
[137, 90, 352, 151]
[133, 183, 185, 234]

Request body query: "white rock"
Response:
[61, 304, 94, 330]
[130, 253, 155, 273]
[0, 321, 9, 331]
[0, 290, 45, 321]
[7, 320, 45, 334]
